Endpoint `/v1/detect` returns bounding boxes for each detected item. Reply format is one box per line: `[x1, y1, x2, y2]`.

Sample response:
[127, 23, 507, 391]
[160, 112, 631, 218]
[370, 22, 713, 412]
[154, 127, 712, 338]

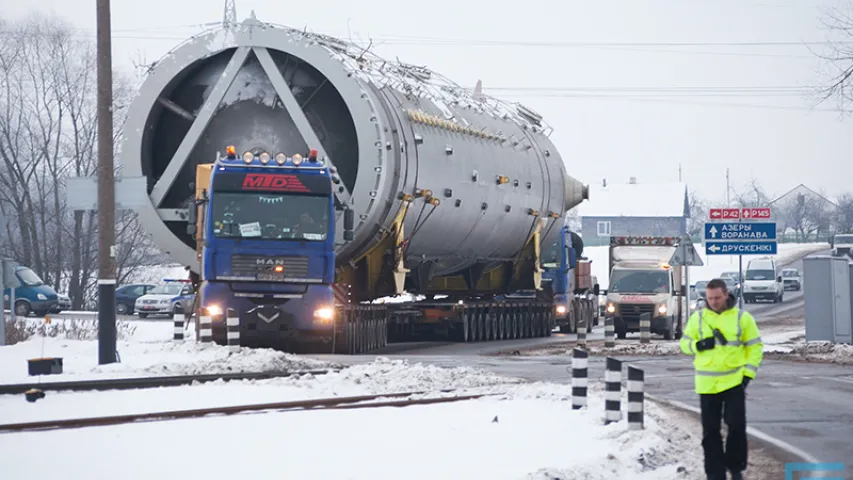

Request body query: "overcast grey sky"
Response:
[4, 0, 852, 204]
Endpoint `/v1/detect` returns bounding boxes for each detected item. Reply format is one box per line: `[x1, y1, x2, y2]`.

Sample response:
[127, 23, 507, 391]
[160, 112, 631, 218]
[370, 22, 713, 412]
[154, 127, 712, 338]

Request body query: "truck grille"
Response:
[620, 303, 656, 320]
[230, 254, 309, 279]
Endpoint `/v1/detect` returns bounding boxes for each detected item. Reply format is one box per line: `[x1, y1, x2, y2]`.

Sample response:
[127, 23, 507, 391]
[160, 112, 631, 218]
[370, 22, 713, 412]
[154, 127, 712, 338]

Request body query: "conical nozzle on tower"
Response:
[564, 173, 589, 212]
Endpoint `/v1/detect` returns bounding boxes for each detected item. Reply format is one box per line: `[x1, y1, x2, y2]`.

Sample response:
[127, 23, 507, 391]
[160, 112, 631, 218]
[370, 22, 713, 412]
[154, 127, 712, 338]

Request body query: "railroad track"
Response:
[0, 368, 338, 395]
[0, 390, 499, 433]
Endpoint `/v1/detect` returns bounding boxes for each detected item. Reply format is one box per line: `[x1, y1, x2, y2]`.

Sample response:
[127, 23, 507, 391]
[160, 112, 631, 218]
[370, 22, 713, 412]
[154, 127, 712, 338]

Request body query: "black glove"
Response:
[742, 377, 751, 390]
[695, 337, 716, 352]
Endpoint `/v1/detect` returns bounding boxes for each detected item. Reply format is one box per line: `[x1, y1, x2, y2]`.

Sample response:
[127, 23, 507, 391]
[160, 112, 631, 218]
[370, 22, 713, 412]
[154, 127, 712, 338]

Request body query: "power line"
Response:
[490, 92, 841, 113]
[0, 27, 847, 48]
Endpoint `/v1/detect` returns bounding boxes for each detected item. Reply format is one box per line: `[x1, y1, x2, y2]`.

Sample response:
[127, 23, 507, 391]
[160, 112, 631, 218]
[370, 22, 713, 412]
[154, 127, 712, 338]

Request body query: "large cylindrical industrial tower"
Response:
[120, 17, 589, 277]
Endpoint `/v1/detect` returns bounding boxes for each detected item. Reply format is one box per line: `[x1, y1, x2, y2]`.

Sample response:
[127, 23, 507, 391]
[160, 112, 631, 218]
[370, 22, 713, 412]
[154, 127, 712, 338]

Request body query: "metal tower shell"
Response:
[120, 20, 589, 278]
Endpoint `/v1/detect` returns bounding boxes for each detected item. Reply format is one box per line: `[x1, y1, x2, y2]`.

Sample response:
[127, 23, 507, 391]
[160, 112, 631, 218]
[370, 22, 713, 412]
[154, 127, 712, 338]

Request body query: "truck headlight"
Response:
[314, 307, 334, 322]
[606, 303, 616, 314]
[658, 304, 667, 315]
[556, 304, 567, 314]
[205, 305, 223, 316]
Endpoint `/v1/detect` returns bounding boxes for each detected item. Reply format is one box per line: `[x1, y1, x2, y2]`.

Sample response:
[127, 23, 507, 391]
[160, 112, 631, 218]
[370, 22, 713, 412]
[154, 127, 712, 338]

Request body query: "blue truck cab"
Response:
[541, 225, 599, 333]
[3, 264, 59, 317]
[188, 146, 354, 350]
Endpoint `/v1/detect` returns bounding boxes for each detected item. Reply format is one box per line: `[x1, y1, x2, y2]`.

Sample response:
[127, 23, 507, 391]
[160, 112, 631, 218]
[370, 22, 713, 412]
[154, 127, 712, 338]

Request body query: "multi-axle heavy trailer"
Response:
[120, 17, 595, 353]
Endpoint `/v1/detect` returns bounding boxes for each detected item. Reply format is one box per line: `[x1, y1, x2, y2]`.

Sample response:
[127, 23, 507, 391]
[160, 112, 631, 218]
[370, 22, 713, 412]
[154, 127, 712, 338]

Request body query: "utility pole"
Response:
[725, 168, 730, 207]
[96, 0, 117, 364]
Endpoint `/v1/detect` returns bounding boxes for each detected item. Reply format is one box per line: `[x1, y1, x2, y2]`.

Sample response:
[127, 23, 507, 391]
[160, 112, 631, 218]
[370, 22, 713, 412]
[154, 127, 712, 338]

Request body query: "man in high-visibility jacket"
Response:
[680, 278, 763, 480]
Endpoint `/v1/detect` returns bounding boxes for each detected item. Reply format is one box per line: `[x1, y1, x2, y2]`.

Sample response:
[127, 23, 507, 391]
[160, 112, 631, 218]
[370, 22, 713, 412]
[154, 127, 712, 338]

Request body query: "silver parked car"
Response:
[781, 268, 802, 291]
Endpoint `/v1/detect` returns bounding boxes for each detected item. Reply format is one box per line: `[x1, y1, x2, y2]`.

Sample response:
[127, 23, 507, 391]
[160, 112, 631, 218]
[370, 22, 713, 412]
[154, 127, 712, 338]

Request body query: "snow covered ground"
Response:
[0, 355, 707, 480]
[0, 319, 332, 384]
[585, 242, 829, 287]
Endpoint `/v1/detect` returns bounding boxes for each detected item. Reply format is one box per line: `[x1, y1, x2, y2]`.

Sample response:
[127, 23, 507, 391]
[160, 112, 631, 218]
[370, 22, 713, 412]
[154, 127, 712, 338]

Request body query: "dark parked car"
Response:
[723, 277, 741, 298]
[115, 284, 156, 315]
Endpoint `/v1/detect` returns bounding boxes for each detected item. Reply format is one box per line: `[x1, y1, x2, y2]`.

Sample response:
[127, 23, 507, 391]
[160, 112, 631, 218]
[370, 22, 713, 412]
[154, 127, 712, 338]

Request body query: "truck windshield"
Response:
[745, 269, 775, 281]
[16, 267, 44, 286]
[835, 235, 853, 243]
[210, 192, 329, 241]
[609, 270, 669, 294]
[782, 270, 798, 277]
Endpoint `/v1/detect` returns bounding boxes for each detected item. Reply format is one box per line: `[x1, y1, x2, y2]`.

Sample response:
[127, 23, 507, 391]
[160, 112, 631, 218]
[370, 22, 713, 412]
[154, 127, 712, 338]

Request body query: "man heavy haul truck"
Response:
[119, 18, 593, 353]
[601, 236, 685, 340]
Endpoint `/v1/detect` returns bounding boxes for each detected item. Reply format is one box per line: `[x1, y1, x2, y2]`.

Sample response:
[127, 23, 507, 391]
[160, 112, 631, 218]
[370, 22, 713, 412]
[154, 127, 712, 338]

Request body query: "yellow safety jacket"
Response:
[680, 302, 763, 394]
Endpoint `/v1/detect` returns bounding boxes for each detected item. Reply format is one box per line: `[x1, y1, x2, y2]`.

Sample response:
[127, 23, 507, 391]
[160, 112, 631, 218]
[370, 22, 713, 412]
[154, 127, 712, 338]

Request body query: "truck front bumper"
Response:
[743, 291, 777, 301]
[610, 315, 671, 334]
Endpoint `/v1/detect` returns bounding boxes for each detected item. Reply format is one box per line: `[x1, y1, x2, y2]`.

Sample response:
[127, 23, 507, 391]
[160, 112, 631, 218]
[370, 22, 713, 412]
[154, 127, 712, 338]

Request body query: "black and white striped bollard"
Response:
[173, 313, 184, 341]
[226, 308, 240, 352]
[577, 309, 587, 347]
[627, 366, 645, 430]
[639, 312, 651, 344]
[604, 317, 615, 348]
[199, 311, 212, 343]
[571, 348, 588, 410]
[604, 357, 622, 425]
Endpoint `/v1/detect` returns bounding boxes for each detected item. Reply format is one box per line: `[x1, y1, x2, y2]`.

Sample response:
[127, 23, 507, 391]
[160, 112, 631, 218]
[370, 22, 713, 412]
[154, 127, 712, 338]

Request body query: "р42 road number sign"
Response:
[709, 208, 740, 220]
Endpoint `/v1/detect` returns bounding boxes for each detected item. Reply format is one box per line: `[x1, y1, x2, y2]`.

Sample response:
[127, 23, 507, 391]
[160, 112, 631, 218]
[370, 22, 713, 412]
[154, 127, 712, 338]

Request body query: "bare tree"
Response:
[686, 190, 706, 239]
[565, 207, 581, 232]
[837, 194, 853, 233]
[730, 179, 771, 209]
[814, 4, 853, 113]
[0, 12, 161, 311]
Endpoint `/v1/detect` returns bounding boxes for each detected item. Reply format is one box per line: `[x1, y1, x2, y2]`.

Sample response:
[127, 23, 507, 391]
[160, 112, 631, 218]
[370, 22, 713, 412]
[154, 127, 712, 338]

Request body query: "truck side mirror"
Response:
[186, 201, 197, 236]
[776, 275, 782, 283]
[593, 283, 600, 296]
[680, 285, 687, 296]
[343, 208, 354, 241]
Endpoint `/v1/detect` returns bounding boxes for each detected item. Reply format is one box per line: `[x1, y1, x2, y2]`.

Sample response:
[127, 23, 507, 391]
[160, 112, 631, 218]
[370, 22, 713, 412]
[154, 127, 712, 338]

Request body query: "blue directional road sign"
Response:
[705, 241, 778, 255]
[704, 222, 776, 241]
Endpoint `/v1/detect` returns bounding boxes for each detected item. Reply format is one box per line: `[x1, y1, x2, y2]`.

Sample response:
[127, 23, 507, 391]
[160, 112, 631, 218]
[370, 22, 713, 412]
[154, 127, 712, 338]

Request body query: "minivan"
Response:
[742, 258, 783, 303]
[3, 265, 60, 317]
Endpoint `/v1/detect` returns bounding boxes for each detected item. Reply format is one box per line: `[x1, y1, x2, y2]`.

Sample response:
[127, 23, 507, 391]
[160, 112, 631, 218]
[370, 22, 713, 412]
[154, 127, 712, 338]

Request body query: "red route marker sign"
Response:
[709, 208, 740, 220]
[742, 207, 771, 219]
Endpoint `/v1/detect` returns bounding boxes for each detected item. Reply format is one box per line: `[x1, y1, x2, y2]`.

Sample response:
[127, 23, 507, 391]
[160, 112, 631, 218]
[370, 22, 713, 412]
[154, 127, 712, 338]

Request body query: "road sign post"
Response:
[704, 208, 776, 309]
[669, 237, 704, 338]
[65, 175, 147, 364]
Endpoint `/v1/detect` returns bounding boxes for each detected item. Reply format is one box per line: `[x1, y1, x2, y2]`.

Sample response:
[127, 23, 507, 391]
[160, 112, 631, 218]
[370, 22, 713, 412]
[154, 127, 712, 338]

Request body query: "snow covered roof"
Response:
[577, 181, 688, 218]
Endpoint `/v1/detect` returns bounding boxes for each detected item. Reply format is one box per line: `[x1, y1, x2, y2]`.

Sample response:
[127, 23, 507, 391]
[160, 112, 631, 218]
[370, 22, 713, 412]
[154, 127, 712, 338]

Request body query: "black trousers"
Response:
[699, 384, 747, 476]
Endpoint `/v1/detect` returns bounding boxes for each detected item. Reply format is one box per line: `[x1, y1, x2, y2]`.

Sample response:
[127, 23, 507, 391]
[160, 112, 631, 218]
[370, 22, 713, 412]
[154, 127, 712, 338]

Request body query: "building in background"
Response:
[767, 183, 839, 243]
[577, 178, 690, 246]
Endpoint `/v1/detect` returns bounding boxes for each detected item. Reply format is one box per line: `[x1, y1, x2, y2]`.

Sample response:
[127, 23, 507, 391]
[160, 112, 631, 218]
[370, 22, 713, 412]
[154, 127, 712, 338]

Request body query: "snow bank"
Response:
[0, 358, 705, 480]
[0, 319, 332, 384]
[585, 242, 828, 287]
[765, 340, 853, 364]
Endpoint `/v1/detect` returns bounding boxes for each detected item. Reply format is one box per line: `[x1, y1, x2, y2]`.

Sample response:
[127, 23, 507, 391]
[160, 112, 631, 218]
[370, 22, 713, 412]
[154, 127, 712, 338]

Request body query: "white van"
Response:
[742, 258, 783, 303]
